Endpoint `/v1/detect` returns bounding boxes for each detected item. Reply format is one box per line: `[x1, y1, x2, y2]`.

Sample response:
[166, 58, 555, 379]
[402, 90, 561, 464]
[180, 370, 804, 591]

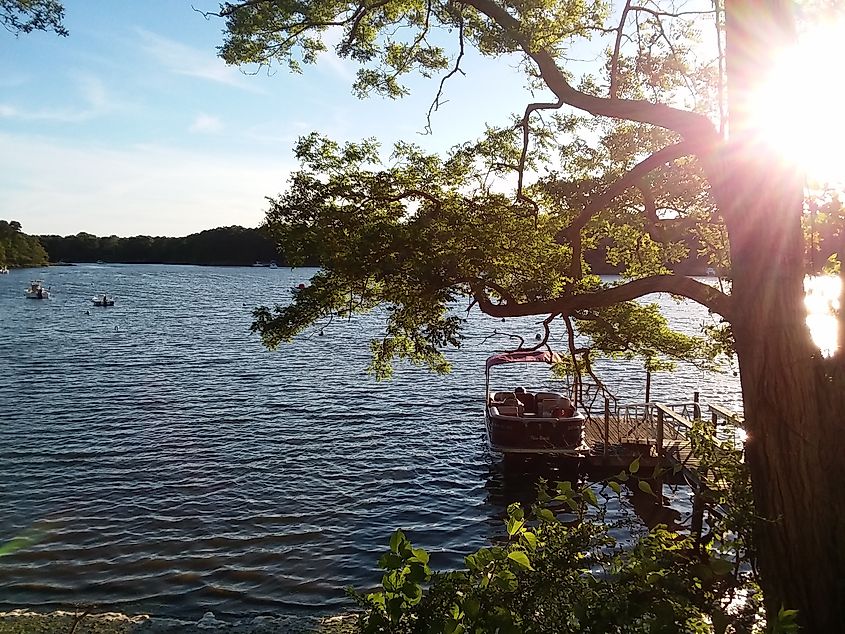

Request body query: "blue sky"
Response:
[0, 1, 548, 237]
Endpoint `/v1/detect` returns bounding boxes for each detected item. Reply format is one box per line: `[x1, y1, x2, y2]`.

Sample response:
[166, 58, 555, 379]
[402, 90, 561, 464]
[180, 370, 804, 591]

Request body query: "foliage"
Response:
[354, 471, 762, 633]
[251, 133, 724, 378]
[37, 225, 295, 267]
[0, 0, 67, 36]
[0, 220, 49, 268]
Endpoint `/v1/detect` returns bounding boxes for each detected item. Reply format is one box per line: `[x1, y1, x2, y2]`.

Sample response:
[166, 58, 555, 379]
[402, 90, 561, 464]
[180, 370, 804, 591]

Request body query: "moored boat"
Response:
[485, 350, 588, 457]
[0, 266, 8, 274]
[93, 294, 115, 307]
[24, 281, 49, 299]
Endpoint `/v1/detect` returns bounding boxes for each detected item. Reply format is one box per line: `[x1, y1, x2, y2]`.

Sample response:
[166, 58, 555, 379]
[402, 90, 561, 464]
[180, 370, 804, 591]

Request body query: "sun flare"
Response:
[749, 21, 845, 184]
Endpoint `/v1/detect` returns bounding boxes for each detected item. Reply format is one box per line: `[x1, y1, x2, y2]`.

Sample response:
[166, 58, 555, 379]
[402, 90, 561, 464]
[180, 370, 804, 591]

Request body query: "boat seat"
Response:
[492, 391, 516, 403]
[538, 396, 562, 418]
[493, 405, 521, 417]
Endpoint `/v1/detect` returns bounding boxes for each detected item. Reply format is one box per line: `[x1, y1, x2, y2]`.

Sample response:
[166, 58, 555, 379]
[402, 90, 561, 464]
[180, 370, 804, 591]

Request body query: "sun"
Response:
[748, 21, 845, 185]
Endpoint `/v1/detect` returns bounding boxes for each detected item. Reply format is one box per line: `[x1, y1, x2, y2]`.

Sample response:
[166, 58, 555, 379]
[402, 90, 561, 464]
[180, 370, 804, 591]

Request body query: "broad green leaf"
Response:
[629, 457, 640, 474]
[389, 529, 406, 554]
[608, 481, 622, 494]
[507, 551, 533, 570]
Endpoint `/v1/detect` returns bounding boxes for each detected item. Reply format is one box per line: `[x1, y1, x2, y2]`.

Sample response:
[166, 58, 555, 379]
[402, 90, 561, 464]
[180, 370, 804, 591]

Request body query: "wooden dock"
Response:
[579, 395, 745, 494]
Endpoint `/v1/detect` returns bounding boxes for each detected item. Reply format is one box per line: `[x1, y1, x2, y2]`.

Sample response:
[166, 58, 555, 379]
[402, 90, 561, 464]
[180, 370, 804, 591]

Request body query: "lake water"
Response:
[0, 264, 742, 619]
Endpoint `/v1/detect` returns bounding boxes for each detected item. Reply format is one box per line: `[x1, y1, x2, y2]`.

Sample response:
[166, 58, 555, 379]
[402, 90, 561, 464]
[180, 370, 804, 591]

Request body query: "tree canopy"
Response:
[0, 220, 49, 268]
[1, 0, 67, 36]
[214, 0, 845, 628]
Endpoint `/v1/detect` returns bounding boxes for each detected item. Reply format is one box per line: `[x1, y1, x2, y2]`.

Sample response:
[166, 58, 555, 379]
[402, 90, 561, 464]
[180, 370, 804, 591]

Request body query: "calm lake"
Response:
[0, 264, 742, 618]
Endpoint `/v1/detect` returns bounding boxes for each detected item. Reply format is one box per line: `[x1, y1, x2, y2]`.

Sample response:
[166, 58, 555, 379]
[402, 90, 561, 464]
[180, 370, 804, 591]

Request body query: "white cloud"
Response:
[0, 72, 118, 122]
[136, 28, 262, 92]
[190, 113, 223, 134]
[0, 132, 292, 236]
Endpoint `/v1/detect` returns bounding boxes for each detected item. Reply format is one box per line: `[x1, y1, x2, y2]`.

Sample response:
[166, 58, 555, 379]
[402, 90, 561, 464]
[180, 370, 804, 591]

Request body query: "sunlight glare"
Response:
[749, 22, 845, 184]
[804, 275, 841, 356]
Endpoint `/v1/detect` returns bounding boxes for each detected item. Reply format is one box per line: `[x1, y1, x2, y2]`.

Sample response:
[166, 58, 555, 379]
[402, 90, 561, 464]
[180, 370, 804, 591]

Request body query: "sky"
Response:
[0, 1, 548, 237]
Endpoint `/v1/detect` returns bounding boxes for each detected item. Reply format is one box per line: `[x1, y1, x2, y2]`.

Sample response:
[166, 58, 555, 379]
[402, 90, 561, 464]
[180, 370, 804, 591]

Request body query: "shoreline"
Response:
[0, 609, 357, 633]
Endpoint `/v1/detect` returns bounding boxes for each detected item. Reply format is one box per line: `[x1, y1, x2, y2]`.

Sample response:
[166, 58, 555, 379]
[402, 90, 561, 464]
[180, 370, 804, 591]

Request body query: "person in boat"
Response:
[37, 287, 43, 299]
[502, 396, 523, 416]
[513, 386, 535, 413]
[551, 397, 576, 418]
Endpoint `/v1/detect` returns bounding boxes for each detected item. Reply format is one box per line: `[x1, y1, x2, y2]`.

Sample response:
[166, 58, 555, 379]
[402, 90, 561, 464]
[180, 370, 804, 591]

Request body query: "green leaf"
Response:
[536, 508, 556, 522]
[506, 517, 525, 536]
[463, 596, 480, 618]
[507, 551, 533, 570]
[629, 457, 640, 474]
[582, 487, 599, 507]
[411, 547, 430, 564]
[608, 481, 622, 494]
[709, 557, 734, 576]
[638, 480, 655, 496]
[521, 530, 537, 549]
[389, 529, 406, 554]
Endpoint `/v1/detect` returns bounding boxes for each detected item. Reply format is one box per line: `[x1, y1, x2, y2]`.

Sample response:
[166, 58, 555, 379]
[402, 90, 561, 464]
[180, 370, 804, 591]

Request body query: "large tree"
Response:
[215, 0, 844, 629]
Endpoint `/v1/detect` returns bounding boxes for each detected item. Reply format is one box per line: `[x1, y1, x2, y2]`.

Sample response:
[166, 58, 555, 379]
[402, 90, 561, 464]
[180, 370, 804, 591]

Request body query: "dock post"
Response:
[603, 397, 610, 456]
[645, 370, 651, 402]
[656, 407, 665, 506]
[693, 391, 701, 421]
[691, 486, 705, 543]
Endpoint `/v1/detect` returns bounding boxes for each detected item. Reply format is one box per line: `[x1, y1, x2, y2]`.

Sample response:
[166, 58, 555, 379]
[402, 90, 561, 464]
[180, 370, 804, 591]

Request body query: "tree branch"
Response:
[459, 0, 717, 142]
[471, 274, 733, 319]
[563, 141, 694, 278]
[425, 13, 465, 134]
[609, 0, 633, 99]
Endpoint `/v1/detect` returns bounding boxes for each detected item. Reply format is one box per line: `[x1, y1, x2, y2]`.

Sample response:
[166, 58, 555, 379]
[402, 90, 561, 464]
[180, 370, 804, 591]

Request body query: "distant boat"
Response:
[25, 281, 49, 299]
[705, 267, 717, 276]
[268, 261, 278, 269]
[93, 294, 115, 307]
[0, 266, 8, 274]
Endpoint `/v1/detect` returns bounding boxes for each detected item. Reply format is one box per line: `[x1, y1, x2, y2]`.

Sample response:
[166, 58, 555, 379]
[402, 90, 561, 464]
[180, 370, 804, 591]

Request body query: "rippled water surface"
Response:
[0, 265, 741, 618]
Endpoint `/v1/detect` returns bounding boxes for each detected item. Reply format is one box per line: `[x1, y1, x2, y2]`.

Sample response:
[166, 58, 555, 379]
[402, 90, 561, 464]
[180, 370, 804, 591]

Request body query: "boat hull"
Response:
[485, 409, 587, 456]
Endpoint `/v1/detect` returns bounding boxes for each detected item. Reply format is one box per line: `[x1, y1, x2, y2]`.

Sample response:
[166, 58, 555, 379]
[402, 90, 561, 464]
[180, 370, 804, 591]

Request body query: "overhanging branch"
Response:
[459, 0, 718, 142]
[471, 275, 733, 319]
[564, 141, 694, 278]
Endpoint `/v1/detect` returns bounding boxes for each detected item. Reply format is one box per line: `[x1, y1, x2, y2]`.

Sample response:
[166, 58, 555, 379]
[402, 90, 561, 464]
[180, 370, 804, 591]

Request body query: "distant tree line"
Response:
[0, 220, 49, 268]
[37, 226, 315, 267]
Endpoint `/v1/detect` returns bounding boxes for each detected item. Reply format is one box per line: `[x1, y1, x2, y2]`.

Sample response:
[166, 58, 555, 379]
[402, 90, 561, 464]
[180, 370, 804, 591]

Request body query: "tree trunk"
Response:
[714, 150, 845, 631]
[718, 2, 845, 628]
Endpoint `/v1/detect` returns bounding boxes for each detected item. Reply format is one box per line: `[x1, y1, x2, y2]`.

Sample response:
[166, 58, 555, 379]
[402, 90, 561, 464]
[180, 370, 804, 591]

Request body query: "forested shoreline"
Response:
[36, 225, 298, 267]
[3, 219, 711, 273]
[0, 221, 49, 268]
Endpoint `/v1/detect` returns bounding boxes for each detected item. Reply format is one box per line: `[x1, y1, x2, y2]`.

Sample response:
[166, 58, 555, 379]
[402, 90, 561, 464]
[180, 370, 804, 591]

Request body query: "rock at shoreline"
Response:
[0, 610, 358, 633]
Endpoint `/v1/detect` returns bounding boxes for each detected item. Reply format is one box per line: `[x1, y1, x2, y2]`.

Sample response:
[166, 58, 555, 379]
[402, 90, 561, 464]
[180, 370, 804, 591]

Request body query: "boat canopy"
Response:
[485, 349, 564, 371]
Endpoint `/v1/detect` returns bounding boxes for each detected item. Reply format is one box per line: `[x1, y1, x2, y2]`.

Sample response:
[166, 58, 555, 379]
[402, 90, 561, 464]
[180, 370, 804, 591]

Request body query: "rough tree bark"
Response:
[713, 1, 845, 629]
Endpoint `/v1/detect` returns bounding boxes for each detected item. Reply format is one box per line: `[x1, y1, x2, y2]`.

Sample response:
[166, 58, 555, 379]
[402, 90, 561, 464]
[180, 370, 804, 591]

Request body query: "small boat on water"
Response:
[25, 281, 50, 299]
[485, 350, 588, 457]
[290, 282, 308, 292]
[92, 294, 115, 307]
[0, 266, 8, 274]
[705, 267, 716, 276]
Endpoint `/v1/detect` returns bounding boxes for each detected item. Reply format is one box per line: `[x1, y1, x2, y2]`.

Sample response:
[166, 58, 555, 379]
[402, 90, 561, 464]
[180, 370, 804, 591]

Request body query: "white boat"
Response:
[92, 294, 115, 307]
[25, 281, 50, 299]
[705, 267, 717, 276]
[0, 266, 8, 274]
